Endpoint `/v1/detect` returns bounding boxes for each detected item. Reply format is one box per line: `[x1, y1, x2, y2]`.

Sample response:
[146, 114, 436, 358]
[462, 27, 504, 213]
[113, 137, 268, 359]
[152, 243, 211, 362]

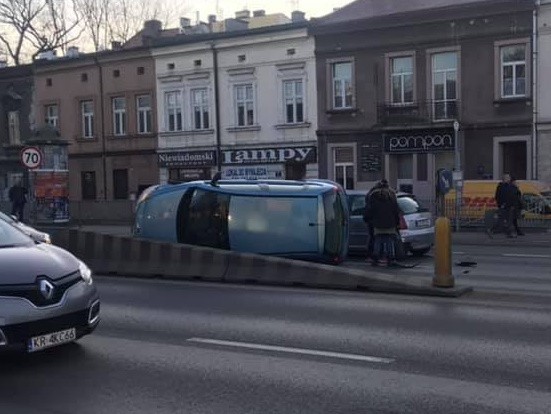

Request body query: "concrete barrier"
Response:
[50, 229, 472, 298]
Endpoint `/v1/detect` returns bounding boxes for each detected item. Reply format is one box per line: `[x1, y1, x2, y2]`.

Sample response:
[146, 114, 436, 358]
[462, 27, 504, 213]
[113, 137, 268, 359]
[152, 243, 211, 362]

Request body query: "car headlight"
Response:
[78, 261, 93, 285]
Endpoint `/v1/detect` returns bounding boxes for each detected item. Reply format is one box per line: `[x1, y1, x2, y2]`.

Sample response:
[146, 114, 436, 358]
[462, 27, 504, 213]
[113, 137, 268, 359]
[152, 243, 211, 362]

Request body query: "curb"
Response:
[48, 228, 473, 298]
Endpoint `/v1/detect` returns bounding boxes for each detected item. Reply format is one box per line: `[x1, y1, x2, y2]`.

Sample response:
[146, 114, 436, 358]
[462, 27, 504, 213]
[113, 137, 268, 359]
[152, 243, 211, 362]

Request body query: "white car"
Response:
[0, 211, 51, 244]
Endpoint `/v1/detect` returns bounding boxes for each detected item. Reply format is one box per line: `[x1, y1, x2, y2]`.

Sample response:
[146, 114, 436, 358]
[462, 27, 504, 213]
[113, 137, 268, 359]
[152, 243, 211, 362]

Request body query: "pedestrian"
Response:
[510, 177, 525, 236]
[489, 173, 512, 236]
[365, 179, 400, 267]
[8, 180, 27, 222]
[363, 181, 383, 259]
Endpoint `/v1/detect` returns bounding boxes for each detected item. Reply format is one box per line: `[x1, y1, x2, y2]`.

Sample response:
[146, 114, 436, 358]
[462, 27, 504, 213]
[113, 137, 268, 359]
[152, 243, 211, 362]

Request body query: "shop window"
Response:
[417, 153, 428, 182]
[113, 169, 128, 200]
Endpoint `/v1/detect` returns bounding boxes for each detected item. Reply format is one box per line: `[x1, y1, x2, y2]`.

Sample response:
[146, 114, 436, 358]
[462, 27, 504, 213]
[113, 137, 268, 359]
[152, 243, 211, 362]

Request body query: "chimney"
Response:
[66, 46, 79, 58]
[180, 17, 191, 28]
[208, 14, 217, 24]
[37, 50, 56, 60]
[253, 10, 266, 17]
[111, 41, 122, 50]
[143, 19, 162, 36]
[0, 60, 7, 68]
[235, 9, 251, 20]
[292, 11, 306, 22]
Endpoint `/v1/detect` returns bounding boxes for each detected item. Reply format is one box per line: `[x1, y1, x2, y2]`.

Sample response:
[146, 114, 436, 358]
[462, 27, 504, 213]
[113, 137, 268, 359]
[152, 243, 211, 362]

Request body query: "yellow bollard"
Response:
[433, 216, 455, 288]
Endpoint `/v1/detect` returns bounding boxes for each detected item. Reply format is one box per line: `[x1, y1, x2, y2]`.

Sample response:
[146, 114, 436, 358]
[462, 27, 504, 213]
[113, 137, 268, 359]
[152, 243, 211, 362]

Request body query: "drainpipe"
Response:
[211, 43, 222, 172]
[532, 0, 540, 180]
[94, 56, 108, 200]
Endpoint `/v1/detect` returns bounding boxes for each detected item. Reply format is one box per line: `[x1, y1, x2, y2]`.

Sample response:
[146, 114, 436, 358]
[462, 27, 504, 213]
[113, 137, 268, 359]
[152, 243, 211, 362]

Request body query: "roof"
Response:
[149, 179, 338, 199]
[151, 21, 309, 49]
[312, 0, 534, 31]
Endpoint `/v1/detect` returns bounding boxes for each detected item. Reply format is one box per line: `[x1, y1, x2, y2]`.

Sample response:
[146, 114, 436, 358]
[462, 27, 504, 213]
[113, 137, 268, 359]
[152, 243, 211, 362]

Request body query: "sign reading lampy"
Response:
[384, 129, 455, 153]
[158, 150, 217, 167]
[222, 146, 317, 165]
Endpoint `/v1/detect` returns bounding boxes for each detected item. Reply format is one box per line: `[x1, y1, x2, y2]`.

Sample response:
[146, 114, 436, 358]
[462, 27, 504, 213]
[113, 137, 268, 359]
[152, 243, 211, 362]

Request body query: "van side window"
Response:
[181, 188, 230, 249]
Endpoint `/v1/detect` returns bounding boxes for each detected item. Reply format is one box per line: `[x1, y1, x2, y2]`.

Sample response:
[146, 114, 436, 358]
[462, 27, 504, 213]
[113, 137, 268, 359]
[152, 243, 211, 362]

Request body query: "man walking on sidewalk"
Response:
[489, 173, 518, 237]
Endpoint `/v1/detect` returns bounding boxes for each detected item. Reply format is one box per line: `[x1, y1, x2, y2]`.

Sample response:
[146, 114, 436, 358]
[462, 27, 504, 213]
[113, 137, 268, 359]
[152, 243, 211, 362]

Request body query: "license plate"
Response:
[28, 328, 76, 353]
[417, 219, 430, 228]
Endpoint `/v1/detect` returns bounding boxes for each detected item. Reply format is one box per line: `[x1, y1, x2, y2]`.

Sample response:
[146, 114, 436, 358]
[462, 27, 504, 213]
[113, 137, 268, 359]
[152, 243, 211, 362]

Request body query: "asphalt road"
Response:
[2, 263, 551, 414]
[346, 241, 551, 298]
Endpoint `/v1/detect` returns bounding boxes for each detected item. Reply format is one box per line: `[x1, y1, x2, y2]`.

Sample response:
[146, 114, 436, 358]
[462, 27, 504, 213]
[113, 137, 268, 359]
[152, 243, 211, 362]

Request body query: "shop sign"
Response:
[222, 146, 317, 165]
[222, 165, 284, 180]
[384, 129, 455, 153]
[158, 150, 217, 168]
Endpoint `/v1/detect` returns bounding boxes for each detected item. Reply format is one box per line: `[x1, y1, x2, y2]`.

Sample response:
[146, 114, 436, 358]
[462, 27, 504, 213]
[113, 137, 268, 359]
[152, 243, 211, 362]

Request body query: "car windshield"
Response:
[397, 196, 426, 214]
[0, 218, 33, 247]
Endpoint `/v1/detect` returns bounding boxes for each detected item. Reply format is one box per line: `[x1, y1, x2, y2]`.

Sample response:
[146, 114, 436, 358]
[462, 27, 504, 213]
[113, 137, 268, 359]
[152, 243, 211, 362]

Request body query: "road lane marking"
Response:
[502, 254, 551, 259]
[187, 338, 394, 364]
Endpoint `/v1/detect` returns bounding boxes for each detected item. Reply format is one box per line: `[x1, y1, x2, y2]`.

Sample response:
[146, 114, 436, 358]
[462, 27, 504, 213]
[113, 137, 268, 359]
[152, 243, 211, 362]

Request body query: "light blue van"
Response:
[134, 179, 349, 264]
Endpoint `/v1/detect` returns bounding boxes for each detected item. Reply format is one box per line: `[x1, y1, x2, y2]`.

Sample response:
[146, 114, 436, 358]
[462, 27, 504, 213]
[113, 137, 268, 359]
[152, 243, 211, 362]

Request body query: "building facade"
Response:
[312, 0, 535, 202]
[152, 20, 318, 184]
[0, 65, 34, 209]
[33, 46, 159, 206]
[537, 0, 551, 183]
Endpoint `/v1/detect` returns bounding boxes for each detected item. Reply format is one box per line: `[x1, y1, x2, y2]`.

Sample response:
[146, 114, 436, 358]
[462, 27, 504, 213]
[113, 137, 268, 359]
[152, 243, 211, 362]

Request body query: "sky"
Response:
[182, 0, 354, 22]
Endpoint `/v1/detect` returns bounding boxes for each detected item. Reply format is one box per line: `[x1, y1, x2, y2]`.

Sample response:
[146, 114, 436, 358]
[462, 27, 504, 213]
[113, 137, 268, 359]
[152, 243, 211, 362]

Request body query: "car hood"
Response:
[0, 243, 80, 285]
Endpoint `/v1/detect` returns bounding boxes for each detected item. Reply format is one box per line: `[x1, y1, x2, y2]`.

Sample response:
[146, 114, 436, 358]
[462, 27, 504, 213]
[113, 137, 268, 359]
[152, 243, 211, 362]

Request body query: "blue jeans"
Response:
[373, 233, 396, 260]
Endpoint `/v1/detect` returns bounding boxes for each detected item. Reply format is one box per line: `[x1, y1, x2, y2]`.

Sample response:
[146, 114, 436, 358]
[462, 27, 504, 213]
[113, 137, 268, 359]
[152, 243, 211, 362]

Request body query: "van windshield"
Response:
[228, 196, 319, 254]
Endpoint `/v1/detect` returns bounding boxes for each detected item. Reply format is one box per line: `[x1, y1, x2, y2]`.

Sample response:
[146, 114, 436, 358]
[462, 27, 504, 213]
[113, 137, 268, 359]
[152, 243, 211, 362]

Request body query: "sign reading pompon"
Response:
[384, 129, 455, 153]
[20, 146, 43, 169]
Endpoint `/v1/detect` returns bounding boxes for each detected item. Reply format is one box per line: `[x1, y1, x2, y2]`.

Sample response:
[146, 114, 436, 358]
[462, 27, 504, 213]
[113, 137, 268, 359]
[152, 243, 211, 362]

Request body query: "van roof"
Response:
[149, 179, 340, 199]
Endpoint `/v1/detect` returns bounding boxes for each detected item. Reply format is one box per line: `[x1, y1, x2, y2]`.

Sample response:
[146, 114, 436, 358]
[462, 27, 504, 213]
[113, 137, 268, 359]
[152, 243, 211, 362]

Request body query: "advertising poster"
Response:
[32, 170, 70, 223]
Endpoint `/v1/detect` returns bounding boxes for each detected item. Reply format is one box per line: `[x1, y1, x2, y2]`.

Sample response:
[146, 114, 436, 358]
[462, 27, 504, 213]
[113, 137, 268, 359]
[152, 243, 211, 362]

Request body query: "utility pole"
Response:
[453, 120, 462, 232]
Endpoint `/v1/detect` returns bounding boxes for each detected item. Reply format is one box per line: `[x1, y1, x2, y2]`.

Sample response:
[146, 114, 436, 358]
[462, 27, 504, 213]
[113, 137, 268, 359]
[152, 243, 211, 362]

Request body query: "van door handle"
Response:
[308, 223, 321, 227]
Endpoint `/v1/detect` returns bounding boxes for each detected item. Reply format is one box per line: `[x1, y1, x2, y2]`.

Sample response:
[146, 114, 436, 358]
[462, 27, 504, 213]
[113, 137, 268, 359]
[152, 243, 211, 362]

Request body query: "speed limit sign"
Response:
[20, 146, 43, 169]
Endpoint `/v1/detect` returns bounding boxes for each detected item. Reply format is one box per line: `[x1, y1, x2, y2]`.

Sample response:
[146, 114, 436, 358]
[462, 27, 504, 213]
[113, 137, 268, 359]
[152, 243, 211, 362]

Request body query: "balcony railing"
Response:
[377, 100, 459, 126]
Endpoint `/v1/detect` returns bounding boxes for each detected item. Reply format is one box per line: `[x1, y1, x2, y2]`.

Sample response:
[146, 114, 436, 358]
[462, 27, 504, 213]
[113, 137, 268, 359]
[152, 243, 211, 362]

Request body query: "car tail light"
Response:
[399, 215, 408, 230]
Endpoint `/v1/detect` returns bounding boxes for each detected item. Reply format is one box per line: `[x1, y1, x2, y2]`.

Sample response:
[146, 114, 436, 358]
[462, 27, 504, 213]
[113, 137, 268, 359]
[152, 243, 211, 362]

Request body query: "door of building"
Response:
[333, 146, 355, 190]
[502, 141, 527, 180]
[81, 171, 97, 200]
[113, 169, 129, 200]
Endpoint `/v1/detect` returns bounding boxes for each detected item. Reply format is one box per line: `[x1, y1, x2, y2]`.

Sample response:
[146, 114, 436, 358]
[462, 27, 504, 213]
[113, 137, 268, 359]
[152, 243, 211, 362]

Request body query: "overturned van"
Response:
[134, 179, 349, 264]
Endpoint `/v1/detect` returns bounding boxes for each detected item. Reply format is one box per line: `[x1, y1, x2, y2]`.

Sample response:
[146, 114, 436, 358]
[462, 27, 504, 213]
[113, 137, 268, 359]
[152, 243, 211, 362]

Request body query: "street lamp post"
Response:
[453, 120, 461, 232]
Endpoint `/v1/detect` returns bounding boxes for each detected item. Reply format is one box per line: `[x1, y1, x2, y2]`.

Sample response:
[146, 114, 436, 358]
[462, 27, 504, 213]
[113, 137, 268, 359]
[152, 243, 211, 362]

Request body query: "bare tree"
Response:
[0, 0, 82, 65]
[72, 0, 110, 51]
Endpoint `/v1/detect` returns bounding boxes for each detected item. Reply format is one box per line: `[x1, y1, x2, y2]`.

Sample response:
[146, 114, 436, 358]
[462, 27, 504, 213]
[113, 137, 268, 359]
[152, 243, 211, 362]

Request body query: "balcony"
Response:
[377, 100, 459, 126]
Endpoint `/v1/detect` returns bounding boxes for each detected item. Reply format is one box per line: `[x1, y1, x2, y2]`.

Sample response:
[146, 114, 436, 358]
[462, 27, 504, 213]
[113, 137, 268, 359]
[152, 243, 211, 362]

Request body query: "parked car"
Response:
[0, 211, 51, 244]
[347, 190, 434, 257]
[0, 218, 100, 352]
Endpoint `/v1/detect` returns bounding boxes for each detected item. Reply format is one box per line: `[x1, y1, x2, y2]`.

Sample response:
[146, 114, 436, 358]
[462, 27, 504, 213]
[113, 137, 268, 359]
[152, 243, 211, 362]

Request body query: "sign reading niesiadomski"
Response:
[222, 146, 317, 165]
[384, 129, 455, 153]
[158, 150, 217, 168]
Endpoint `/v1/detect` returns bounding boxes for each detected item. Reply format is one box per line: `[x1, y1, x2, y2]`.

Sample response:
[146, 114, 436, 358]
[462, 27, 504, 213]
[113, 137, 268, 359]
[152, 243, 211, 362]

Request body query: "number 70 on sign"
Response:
[20, 146, 43, 169]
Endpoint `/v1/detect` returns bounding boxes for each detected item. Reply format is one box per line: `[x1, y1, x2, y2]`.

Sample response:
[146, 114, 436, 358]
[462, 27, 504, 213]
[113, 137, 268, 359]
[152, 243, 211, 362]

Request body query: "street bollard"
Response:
[433, 216, 455, 288]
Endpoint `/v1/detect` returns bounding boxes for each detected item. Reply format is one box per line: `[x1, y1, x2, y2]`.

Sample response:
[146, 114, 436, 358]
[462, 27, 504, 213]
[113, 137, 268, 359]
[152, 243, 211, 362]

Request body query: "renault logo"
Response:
[38, 279, 55, 300]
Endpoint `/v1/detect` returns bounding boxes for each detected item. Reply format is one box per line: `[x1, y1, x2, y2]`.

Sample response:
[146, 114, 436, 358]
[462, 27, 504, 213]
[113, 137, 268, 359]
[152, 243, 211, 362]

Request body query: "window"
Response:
[332, 61, 353, 109]
[234, 84, 255, 126]
[137, 66, 145, 75]
[501, 45, 526, 98]
[112, 97, 126, 136]
[167, 63, 175, 70]
[8, 111, 20, 145]
[283, 79, 304, 124]
[432, 52, 458, 120]
[191, 89, 210, 130]
[137, 95, 152, 134]
[81, 171, 96, 200]
[81, 73, 88, 82]
[194, 60, 202, 67]
[46, 78, 52, 87]
[391, 56, 414, 104]
[45, 104, 58, 127]
[333, 146, 355, 190]
[165, 91, 182, 132]
[113, 169, 128, 200]
[81, 101, 94, 138]
[238, 55, 246, 62]
[113, 69, 120, 78]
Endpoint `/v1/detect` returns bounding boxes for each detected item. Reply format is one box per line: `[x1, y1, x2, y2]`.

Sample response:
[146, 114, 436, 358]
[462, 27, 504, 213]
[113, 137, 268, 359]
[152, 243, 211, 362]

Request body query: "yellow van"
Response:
[445, 180, 551, 222]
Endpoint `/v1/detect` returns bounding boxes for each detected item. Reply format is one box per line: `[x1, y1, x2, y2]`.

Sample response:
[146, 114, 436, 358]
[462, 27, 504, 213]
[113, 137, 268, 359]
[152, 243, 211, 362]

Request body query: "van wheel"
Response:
[411, 247, 431, 257]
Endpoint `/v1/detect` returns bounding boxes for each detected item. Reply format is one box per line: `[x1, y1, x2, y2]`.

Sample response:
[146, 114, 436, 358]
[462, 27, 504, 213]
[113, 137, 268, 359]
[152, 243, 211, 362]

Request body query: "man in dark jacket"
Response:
[490, 173, 516, 237]
[365, 179, 400, 266]
[8, 180, 27, 222]
[363, 181, 383, 259]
